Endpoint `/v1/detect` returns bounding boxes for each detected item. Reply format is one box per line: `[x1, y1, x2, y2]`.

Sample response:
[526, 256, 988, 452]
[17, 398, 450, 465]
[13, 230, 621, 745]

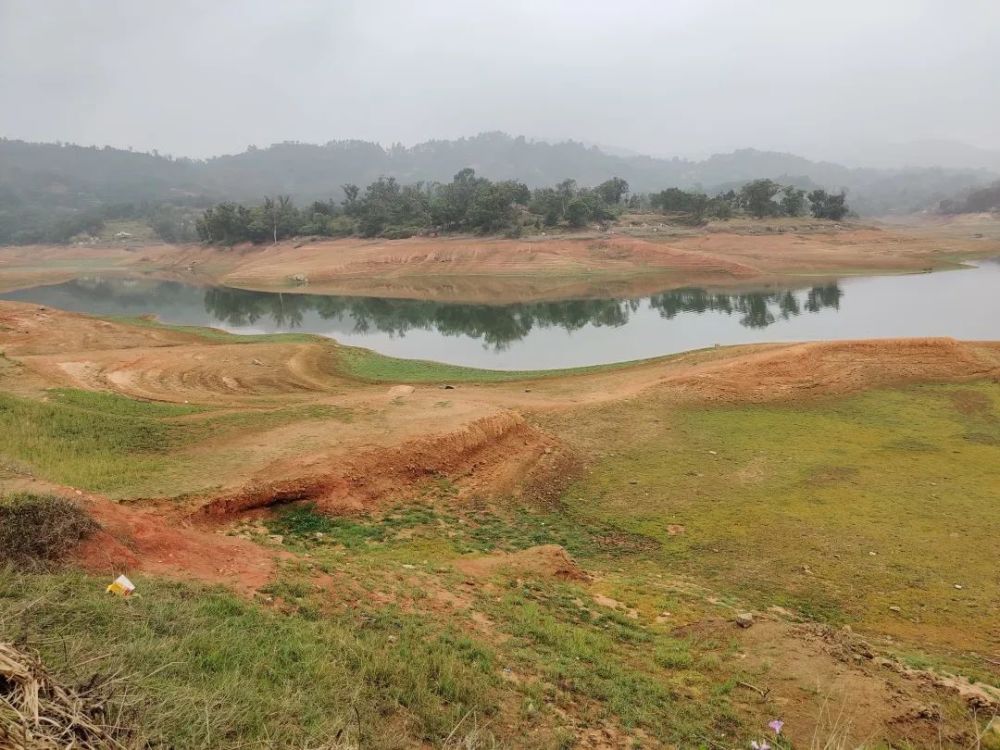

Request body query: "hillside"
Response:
[1, 299, 998, 747]
[1, 133, 994, 228]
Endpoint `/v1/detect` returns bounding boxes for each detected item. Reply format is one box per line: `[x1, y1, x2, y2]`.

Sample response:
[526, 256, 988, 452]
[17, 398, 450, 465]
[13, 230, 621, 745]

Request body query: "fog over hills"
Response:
[2, 133, 995, 223]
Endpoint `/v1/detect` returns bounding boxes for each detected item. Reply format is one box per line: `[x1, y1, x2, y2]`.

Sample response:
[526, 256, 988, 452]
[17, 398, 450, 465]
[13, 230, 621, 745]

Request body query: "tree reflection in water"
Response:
[648, 284, 841, 329]
[203, 283, 843, 348]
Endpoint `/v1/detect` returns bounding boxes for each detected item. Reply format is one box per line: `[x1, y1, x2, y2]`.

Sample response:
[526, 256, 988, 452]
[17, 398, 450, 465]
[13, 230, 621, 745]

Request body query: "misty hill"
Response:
[833, 139, 1000, 172]
[939, 180, 1000, 213]
[1, 133, 995, 236]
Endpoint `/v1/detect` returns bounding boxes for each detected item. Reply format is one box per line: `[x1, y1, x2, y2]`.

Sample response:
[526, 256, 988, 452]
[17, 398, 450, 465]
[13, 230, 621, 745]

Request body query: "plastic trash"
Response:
[106, 574, 135, 597]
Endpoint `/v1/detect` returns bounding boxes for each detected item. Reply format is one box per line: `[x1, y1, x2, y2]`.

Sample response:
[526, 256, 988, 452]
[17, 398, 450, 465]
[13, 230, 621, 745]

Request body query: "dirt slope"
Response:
[3, 214, 997, 301]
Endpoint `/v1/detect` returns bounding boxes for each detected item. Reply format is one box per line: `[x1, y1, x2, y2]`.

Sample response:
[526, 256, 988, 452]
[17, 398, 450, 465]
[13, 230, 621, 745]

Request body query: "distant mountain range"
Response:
[823, 139, 1000, 173]
[2, 132, 997, 219]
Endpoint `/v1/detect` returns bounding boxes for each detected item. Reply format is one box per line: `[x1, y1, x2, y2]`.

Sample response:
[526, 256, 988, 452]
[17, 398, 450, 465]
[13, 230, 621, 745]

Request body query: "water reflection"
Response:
[4, 276, 846, 350]
[4, 262, 999, 370]
[201, 283, 843, 347]
[650, 284, 842, 328]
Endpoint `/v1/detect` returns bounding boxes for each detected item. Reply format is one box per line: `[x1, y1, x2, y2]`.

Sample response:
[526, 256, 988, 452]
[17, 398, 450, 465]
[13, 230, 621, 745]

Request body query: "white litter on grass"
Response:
[106, 574, 135, 597]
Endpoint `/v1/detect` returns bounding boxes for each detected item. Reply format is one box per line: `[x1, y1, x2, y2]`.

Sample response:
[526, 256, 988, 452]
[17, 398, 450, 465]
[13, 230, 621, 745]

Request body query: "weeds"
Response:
[0, 572, 501, 749]
[267, 503, 439, 548]
[563, 382, 1000, 655]
[0, 388, 351, 495]
[0, 493, 97, 569]
[334, 343, 665, 383]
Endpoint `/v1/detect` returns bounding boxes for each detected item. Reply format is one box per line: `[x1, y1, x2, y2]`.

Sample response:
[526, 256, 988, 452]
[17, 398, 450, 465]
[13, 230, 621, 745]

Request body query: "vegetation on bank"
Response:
[555, 380, 1000, 676]
[194, 172, 850, 244]
[0, 486, 747, 749]
[334, 342, 650, 383]
[0, 334, 996, 745]
[4, 375, 996, 748]
[111, 313, 679, 383]
[0, 387, 349, 496]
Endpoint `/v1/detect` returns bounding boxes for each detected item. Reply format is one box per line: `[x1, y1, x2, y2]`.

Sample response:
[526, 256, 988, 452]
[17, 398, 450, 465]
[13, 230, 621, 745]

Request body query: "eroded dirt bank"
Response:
[2, 214, 998, 301]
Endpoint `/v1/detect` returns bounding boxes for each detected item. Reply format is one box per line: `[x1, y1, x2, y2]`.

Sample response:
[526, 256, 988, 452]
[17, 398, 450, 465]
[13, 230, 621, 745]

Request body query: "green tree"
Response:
[650, 188, 709, 223]
[807, 189, 849, 220]
[595, 177, 630, 205]
[341, 184, 360, 216]
[779, 187, 806, 217]
[739, 179, 782, 218]
[262, 195, 299, 243]
[432, 168, 485, 230]
[529, 188, 565, 226]
[356, 177, 401, 237]
[566, 197, 593, 228]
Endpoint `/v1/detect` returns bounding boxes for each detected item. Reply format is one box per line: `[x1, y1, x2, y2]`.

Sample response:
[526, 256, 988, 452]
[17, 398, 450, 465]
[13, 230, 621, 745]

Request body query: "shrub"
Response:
[0, 493, 98, 569]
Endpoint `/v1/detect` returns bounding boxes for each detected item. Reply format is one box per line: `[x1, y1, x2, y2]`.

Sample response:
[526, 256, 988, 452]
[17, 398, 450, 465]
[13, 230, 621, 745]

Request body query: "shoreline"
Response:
[0, 214, 997, 302]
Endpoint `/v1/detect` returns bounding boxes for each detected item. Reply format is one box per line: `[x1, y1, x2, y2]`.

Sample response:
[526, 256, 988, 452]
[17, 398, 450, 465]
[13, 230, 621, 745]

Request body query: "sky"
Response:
[2, 0, 999, 164]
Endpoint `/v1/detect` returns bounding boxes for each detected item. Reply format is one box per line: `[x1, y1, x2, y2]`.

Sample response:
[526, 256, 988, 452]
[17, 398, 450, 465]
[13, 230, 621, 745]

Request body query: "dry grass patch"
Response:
[0, 640, 134, 749]
[0, 493, 97, 570]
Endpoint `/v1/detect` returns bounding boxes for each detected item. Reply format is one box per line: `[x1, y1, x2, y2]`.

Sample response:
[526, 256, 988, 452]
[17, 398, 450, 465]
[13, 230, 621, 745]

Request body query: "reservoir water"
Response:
[3, 260, 998, 370]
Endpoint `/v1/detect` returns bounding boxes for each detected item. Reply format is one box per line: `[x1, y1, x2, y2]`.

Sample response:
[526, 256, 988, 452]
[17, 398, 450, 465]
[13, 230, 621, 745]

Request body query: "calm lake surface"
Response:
[3, 261, 999, 370]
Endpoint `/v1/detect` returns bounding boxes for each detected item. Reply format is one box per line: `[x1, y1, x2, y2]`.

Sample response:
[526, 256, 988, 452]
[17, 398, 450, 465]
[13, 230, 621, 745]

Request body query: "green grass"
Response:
[267, 502, 436, 549]
[562, 381, 1000, 663]
[242, 501, 750, 745]
[47, 387, 205, 417]
[0, 390, 181, 492]
[475, 578, 741, 745]
[0, 388, 351, 495]
[0, 571, 501, 749]
[458, 507, 658, 558]
[335, 345, 652, 383]
[263, 500, 657, 562]
[0, 561, 752, 749]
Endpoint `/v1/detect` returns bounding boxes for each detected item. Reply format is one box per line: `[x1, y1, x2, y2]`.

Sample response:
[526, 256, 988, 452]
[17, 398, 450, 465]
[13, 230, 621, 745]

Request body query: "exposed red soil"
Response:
[658, 338, 1000, 403]
[4, 214, 997, 302]
[0, 303, 198, 357]
[195, 410, 559, 517]
[69, 495, 280, 592]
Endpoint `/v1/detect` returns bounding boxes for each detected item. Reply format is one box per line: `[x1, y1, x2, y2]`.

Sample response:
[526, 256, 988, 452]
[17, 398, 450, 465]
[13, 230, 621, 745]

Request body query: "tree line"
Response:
[196, 172, 850, 244]
[195, 170, 633, 244]
[648, 179, 848, 223]
[0, 200, 203, 245]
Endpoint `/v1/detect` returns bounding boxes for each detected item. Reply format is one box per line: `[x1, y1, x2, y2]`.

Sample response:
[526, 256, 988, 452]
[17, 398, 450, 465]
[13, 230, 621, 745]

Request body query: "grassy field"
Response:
[0, 495, 746, 749]
[2, 375, 998, 746]
[0, 387, 351, 496]
[551, 380, 1000, 679]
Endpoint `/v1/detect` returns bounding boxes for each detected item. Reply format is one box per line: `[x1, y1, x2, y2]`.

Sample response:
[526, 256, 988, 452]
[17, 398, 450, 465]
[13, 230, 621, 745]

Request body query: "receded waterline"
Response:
[2, 261, 998, 370]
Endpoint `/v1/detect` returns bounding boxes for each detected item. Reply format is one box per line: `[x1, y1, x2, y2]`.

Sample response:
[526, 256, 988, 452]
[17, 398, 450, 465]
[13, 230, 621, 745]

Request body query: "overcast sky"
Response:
[2, 0, 998, 163]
